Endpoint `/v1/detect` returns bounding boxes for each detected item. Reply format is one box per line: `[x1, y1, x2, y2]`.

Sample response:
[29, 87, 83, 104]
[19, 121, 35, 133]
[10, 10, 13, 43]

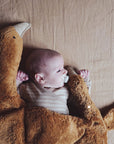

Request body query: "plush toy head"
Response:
[0, 23, 31, 112]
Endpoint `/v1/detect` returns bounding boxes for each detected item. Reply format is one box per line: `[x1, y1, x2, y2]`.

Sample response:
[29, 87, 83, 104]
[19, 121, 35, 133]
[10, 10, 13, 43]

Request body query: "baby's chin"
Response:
[44, 83, 64, 89]
[52, 83, 64, 88]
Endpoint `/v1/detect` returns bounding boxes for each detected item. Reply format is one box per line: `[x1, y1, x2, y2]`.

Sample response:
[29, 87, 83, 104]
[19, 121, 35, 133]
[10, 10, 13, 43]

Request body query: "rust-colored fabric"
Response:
[0, 25, 113, 144]
[0, 27, 24, 113]
[0, 108, 25, 144]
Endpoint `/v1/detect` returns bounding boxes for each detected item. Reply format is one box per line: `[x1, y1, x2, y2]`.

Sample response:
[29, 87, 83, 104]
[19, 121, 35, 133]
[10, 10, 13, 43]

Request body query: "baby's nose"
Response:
[63, 69, 68, 75]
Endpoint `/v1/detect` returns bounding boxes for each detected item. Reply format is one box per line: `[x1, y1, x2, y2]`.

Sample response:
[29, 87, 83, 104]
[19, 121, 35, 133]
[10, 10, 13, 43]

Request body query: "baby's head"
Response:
[25, 49, 68, 88]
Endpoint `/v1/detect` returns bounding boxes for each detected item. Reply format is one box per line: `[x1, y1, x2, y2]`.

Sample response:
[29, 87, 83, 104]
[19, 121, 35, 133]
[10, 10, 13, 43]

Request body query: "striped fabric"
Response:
[18, 80, 69, 114]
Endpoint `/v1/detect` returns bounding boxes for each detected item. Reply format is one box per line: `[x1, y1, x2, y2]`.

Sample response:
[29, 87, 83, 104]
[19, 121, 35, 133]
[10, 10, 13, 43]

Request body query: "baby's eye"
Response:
[57, 69, 61, 73]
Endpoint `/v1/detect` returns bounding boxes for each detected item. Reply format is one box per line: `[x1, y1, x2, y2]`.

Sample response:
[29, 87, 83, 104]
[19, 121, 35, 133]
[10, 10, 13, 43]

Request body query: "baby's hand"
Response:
[16, 70, 28, 87]
[79, 69, 92, 95]
[16, 70, 28, 81]
[79, 69, 90, 81]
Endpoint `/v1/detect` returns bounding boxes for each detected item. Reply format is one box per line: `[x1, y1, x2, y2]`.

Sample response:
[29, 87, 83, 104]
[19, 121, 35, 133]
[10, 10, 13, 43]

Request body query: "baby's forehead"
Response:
[45, 54, 63, 63]
[43, 55, 64, 70]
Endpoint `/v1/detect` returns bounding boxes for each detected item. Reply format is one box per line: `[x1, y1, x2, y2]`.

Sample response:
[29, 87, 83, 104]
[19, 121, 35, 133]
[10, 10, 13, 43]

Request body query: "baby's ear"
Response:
[35, 73, 45, 85]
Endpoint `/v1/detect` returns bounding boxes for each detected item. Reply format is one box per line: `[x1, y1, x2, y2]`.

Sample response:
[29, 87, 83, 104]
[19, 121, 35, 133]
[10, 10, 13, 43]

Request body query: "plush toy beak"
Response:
[14, 22, 31, 37]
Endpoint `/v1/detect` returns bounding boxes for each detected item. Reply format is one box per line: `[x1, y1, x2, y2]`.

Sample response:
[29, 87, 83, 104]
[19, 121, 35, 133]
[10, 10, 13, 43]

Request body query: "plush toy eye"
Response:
[13, 36, 16, 39]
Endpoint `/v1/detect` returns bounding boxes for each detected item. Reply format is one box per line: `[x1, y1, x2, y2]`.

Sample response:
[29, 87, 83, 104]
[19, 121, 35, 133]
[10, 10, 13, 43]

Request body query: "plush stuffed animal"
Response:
[0, 23, 113, 144]
[0, 22, 31, 144]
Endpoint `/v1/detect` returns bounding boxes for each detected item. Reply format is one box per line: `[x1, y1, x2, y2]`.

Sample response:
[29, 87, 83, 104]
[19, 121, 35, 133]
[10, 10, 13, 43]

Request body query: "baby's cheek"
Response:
[58, 77, 64, 84]
[58, 72, 63, 77]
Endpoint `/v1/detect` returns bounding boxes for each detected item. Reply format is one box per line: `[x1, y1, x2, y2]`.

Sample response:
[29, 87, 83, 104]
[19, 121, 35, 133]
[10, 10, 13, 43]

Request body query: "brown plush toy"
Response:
[0, 23, 114, 144]
[0, 23, 30, 144]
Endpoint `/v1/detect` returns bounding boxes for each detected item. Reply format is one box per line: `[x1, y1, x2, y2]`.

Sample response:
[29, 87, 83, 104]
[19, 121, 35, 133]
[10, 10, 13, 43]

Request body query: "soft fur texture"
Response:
[0, 24, 114, 144]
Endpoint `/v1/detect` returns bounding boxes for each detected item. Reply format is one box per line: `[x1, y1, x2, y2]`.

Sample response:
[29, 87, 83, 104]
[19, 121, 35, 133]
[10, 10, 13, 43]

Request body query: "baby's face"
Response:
[42, 55, 67, 88]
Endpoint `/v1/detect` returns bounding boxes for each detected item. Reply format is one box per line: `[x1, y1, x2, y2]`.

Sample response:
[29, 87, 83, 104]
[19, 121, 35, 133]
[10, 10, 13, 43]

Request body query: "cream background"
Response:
[0, 0, 113, 143]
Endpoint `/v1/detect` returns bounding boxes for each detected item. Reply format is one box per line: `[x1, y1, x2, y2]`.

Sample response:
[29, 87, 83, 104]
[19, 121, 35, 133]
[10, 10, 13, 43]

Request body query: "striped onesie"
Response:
[18, 80, 69, 115]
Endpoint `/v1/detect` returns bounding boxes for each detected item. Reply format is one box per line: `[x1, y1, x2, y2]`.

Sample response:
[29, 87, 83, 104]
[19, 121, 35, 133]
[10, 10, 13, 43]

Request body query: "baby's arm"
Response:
[16, 70, 29, 87]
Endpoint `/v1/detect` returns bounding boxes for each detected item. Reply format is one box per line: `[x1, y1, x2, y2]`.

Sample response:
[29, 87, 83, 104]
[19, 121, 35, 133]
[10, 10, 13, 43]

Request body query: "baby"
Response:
[17, 49, 91, 114]
[17, 49, 69, 114]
